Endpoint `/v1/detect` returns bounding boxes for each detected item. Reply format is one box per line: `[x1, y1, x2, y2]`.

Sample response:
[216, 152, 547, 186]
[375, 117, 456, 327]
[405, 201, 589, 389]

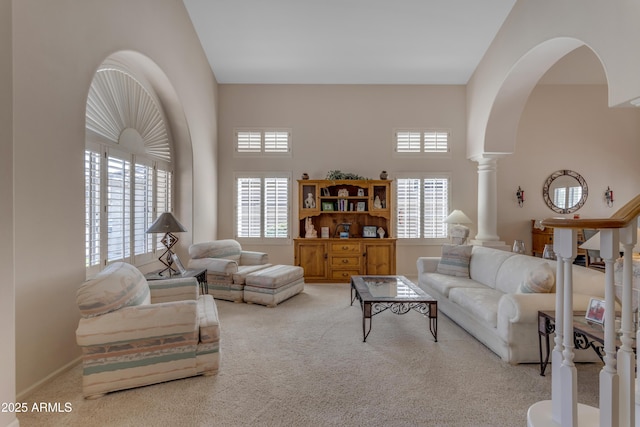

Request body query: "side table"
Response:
[145, 268, 208, 295]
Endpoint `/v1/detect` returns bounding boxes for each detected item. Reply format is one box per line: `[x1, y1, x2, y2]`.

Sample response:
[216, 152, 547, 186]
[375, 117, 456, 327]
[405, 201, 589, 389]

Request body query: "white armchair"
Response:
[188, 239, 270, 302]
[75, 262, 220, 399]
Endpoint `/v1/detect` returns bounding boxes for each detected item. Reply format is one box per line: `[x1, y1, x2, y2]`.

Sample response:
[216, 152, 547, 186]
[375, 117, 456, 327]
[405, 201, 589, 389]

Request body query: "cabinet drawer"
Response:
[330, 242, 361, 253]
[330, 269, 360, 281]
[329, 255, 361, 267]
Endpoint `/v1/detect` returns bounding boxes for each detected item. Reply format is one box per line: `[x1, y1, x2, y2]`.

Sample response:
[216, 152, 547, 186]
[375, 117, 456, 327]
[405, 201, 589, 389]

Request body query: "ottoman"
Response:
[244, 265, 305, 307]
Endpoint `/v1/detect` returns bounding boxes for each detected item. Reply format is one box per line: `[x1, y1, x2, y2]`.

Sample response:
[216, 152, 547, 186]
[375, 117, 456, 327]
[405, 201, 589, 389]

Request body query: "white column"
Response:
[469, 154, 508, 249]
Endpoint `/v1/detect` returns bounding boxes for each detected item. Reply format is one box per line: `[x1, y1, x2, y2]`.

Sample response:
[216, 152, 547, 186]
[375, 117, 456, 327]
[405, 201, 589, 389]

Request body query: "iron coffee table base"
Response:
[350, 275, 438, 342]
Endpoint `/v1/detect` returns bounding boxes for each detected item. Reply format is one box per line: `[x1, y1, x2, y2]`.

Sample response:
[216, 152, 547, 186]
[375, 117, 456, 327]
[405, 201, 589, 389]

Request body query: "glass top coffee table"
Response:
[350, 275, 437, 342]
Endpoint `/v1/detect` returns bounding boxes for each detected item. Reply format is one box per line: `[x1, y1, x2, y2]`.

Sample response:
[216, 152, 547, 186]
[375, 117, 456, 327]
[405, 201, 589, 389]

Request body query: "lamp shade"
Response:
[443, 210, 472, 225]
[146, 212, 187, 234]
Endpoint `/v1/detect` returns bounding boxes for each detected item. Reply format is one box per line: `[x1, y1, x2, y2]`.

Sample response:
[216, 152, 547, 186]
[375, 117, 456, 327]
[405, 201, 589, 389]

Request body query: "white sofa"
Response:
[416, 245, 605, 364]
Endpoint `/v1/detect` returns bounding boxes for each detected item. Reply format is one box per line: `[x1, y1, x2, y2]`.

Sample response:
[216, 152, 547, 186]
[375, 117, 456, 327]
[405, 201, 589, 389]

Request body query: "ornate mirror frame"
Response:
[542, 169, 588, 214]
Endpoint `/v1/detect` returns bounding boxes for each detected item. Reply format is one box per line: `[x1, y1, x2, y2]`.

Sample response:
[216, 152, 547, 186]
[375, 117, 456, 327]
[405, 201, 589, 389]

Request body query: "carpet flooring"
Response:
[17, 283, 600, 426]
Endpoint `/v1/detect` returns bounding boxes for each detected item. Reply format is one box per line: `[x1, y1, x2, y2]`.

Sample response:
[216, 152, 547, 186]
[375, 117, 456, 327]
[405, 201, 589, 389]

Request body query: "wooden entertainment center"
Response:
[294, 179, 396, 282]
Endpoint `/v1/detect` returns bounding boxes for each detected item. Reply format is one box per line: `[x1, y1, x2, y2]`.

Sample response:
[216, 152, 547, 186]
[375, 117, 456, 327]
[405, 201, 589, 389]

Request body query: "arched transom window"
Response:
[85, 66, 173, 276]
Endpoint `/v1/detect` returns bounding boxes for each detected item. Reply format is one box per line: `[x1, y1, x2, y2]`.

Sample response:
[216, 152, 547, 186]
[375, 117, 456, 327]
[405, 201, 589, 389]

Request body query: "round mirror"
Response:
[542, 170, 588, 214]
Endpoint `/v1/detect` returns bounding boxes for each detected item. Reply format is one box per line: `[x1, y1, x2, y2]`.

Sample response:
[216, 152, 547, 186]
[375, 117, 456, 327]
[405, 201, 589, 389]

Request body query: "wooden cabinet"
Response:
[295, 240, 328, 281]
[531, 219, 586, 258]
[295, 179, 396, 282]
[294, 238, 396, 283]
[363, 241, 396, 276]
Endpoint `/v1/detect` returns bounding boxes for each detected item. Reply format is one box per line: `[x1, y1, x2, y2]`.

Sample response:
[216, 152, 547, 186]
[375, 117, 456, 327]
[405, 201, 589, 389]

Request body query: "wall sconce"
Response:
[604, 186, 614, 207]
[516, 186, 525, 207]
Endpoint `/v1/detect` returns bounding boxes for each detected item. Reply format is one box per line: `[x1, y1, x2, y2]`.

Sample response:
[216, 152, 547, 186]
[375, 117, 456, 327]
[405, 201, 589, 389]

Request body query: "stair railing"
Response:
[528, 194, 640, 427]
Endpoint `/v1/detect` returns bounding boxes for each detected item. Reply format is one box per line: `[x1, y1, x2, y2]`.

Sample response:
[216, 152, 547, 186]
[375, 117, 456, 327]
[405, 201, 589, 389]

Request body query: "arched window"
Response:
[85, 65, 173, 276]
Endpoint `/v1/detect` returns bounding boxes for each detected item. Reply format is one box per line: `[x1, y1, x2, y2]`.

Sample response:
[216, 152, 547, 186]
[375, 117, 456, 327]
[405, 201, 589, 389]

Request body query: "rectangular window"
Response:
[394, 129, 450, 154]
[396, 175, 449, 240]
[85, 147, 173, 274]
[235, 173, 290, 240]
[235, 129, 291, 155]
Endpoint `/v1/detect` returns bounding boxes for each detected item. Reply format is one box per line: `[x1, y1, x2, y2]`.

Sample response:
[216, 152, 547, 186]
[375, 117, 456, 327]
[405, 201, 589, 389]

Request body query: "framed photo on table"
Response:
[171, 253, 187, 274]
[362, 226, 377, 238]
[585, 297, 605, 324]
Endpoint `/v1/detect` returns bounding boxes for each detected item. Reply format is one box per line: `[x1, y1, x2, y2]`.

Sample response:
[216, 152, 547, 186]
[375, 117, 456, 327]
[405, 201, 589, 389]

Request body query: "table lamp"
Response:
[146, 212, 187, 275]
[443, 210, 473, 245]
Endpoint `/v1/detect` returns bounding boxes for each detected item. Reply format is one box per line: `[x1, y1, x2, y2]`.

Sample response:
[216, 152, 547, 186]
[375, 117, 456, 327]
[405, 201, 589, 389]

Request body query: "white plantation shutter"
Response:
[236, 129, 291, 154]
[133, 161, 154, 256]
[396, 176, 449, 239]
[236, 131, 262, 153]
[156, 168, 172, 248]
[106, 153, 131, 262]
[237, 177, 262, 238]
[423, 131, 449, 153]
[395, 131, 421, 153]
[236, 174, 290, 240]
[395, 129, 450, 154]
[85, 149, 101, 268]
[264, 177, 289, 238]
[264, 131, 290, 153]
[423, 178, 449, 238]
[396, 178, 421, 238]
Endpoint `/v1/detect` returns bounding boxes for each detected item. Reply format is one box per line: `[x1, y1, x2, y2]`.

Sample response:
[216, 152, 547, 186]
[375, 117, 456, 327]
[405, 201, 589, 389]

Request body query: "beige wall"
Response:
[218, 84, 477, 276]
[11, 0, 217, 395]
[499, 84, 640, 251]
[219, 82, 640, 275]
[1, 0, 16, 424]
[467, 1, 640, 158]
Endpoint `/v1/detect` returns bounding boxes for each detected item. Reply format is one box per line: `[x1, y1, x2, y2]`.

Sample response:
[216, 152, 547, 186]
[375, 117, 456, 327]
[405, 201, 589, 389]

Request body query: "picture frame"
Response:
[356, 201, 366, 212]
[357, 188, 365, 196]
[322, 202, 334, 211]
[171, 253, 187, 275]
[362, 226, 377, 238]
[585, 297, 605, 324]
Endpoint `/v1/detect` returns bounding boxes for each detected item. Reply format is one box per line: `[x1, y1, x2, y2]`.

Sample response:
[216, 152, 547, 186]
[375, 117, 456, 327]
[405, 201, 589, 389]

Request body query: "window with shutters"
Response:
[396, 174, 450, 241]
[235, 173, 290, 242]
[85, 65, 174, 277]
[235, 129, 291, 155]
[394, 129, 450, 156]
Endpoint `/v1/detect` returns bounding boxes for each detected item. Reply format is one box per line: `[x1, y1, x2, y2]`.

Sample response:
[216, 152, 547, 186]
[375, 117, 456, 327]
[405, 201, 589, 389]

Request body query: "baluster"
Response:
[599, 228, 620, 427]
[552, 239, 564, 422]
[555, 228, 578, 426]
[618, 223, 637, 427]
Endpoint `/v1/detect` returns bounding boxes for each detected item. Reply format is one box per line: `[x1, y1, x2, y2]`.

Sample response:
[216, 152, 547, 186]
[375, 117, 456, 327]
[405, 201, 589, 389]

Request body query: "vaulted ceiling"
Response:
[183, 0, 518, 84]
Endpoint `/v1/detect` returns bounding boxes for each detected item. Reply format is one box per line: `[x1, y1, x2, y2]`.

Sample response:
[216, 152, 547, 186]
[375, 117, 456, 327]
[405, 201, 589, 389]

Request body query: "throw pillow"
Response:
[518, 262, 555, 293]
[437, 244, 473, 277]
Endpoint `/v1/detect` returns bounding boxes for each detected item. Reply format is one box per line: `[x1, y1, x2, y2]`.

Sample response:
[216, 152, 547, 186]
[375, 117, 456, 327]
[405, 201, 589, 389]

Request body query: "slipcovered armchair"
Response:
[75, 262, 220, 399]
[188, 239, 270, 302]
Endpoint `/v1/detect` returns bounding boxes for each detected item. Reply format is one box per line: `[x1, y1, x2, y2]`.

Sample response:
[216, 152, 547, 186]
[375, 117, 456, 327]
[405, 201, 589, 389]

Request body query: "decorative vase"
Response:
[380, 170, 388, 180]
[512, 240, 525, 254]
[542, 244, 556, 260]
[301, 172, 309, 180]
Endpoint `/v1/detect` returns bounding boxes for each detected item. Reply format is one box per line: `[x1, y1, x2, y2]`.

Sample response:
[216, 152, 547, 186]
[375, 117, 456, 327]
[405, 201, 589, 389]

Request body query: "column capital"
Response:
[468, 152, 508, 164]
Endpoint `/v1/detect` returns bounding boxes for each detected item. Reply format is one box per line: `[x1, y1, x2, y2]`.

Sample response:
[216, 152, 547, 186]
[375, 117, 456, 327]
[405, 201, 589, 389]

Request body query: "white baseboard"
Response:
[16, 356, 82, 401]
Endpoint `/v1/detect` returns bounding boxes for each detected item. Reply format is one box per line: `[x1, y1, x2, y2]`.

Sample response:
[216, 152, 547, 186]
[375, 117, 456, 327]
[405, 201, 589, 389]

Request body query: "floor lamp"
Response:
[146, 212, 187, 276]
